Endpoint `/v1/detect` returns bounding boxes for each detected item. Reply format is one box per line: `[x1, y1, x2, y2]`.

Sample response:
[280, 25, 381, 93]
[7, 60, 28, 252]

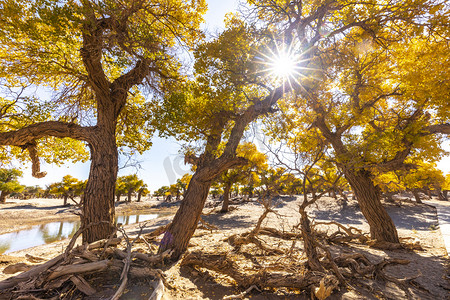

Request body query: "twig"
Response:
[223, 285, 261, 299]
[111, 224, 147, 300]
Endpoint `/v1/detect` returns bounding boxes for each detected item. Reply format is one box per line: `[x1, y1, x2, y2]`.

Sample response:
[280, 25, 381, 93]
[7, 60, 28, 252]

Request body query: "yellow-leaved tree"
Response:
[0, 0, 206, 242]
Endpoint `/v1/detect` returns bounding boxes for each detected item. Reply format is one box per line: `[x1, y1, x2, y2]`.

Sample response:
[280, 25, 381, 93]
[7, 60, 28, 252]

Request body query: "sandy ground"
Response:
[0, 196, 449, 299]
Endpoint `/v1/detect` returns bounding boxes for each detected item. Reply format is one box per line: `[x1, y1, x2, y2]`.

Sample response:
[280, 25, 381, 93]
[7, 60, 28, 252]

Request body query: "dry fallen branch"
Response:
[0, 226, 163, 299]
[198, 217, 219, 232]
[182, 251, 331, 291]
[223, 285, 261, 299]
[314, 221, 369, 243]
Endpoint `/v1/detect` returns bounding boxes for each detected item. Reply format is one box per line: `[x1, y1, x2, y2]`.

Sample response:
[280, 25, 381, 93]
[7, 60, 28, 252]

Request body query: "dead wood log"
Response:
[258, 227, 302, 240]
[47, 259, 110, 281]
[226, 234, 284, 255]
[149, 278, 165, 300]
[108, 259, 160, 278]
[314, 221, 368, 243]
[367, 239, 403, 250]
[70, 275, 96, 296]
[0, 254, 64, 290]
[182, 251, 325, 290]
[333, 253, 374, 277]
[25, 254, 46, 263]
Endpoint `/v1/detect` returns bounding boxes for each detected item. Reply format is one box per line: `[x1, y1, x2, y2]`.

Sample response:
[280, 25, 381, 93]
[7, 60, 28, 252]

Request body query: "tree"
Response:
[0, 168, 24, 203]
[259, 0, 449, 243]
[155, 17, 293, 258]
[114, 177, 127, 202]
[117, 174, 145, 202]
[136, 184, 149, 202]
[154, 186, 169, 200]
[398, 162, 445, 203]
[442, 174, 450, 201]
[217, 142, 267, 212]
[0, 0, 206, 242]
[21, 185, 45, 199]
[48, 175, 85, 206]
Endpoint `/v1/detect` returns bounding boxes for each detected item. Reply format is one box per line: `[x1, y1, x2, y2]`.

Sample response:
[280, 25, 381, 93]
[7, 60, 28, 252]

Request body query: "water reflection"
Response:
[0, 213, 159, 254]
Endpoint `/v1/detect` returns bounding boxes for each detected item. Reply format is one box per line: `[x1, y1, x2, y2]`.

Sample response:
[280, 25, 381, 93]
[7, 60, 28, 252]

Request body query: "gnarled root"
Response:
[181, 250, 337, 292]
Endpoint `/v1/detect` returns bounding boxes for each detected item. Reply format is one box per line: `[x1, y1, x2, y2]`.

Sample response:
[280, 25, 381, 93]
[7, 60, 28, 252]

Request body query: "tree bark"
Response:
[158, 172, 212, 259]
[127, 190, 132, 202]
[81, 128, 118, 244]
[0, 191, 6, 203]
[220, 182, 232, 213]
[344, 169, 399, 243]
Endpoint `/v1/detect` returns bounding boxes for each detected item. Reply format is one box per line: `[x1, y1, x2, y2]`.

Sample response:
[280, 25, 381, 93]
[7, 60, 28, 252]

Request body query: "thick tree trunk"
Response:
[82, 130, 118, 244]
[127, 190, 132, 202]
[63, 195, 68, 206]
[344, 169, 399, 243]
[443, 190, 448, 201]
[158, 172, 212, 259]
[137, 192, 142, 202]
[0, 191, 6, 203]
[220, 183, 232, 213]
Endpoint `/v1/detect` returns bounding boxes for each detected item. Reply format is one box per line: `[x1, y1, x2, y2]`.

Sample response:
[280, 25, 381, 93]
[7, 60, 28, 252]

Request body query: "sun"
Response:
[271, 51, 297, 79]
[260, 44, 305, 86]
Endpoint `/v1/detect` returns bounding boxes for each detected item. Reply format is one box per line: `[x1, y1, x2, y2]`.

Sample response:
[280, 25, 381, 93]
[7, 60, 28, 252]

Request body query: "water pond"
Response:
[0, 213, 160, 254]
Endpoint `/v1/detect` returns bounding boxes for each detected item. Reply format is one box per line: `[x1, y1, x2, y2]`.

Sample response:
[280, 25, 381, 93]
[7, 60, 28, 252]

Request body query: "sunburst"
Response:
[259, 41, 307, 89]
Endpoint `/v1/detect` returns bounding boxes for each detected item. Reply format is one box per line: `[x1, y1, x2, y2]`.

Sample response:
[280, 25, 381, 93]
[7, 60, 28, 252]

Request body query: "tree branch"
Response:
[422, 123, 450, 135]
[0, 121, 92, 146]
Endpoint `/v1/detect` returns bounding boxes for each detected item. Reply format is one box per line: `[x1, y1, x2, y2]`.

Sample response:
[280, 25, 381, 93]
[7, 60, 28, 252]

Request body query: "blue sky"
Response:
[19, 0, 241, 191]
[18, 0, 450, 191]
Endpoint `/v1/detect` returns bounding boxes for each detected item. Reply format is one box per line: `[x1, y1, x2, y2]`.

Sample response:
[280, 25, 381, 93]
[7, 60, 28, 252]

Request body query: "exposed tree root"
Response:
[198, 217, 219, 232]
[181, 251, 334, 291]
[314, 221, 369, 244]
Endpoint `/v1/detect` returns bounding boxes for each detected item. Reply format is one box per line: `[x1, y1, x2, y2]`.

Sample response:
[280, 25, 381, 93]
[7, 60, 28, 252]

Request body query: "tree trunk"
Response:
[0, 191, 6, 203]
[443, 190, 448, 201]
[344, 169, 399, 243]
[137, 191, 142, 202]
[127, 190, 132, 203]
[437, 188, 446, 201]
[412, 189, 422, 204]
[116, 193, 121, 202]
[299, 207, 323, 272]
[158, 172, 212, 259]
[81, 130, 118, 244]
[220, 183, 232, 213]
[63, 195, 68, 206]
[338, 188, 348, 208]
